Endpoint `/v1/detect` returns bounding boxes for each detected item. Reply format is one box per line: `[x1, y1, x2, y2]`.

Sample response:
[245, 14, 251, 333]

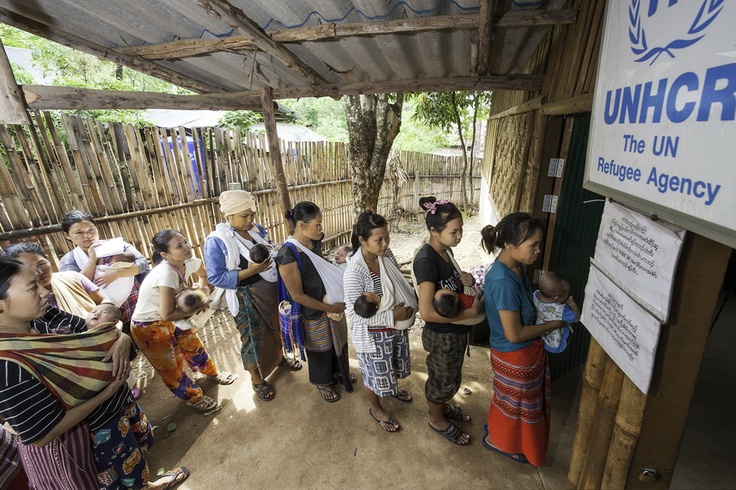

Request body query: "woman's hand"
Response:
[95, 267, 124, 287]
[327, 302, 346, 314]
[102, 334, 133, 380]
[459, 272, 475, 288]
[392, 302, 414, 321]
[248, 258, 273, 275]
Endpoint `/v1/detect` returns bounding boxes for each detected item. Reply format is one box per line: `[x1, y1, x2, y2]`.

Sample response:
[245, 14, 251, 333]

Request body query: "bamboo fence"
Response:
[0, 111, 480, 266]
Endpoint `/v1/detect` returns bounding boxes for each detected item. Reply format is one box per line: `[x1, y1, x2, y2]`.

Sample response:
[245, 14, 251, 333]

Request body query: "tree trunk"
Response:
[344, 93, 403, 216]
[451, 93, 469, 212]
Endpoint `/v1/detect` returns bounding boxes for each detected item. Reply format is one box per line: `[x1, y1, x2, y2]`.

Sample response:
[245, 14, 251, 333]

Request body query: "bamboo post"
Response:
[260, 87, 292, 232]
[578, 356, 625, 489]
[568, 339, 609, 485]
[602, 376, 647, 489]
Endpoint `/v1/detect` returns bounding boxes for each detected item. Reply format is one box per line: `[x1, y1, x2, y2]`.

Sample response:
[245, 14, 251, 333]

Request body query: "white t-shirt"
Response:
[131, 258, 201, 323]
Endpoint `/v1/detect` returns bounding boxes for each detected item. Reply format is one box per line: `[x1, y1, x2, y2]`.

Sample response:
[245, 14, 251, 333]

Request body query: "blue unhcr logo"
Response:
[629, 0, 724, 64]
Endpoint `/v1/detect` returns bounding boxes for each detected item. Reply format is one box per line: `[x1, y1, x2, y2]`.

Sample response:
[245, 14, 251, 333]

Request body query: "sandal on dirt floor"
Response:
[482, 425, 529, 464]
[151, 466, 190, 489]
[369, 408, 400, 432]
[392, 387, 413, 403]
[279, 356, 303, 371]
[429, 421, 470, 445]
[445, 403, 471, 421]
[317, 384, 340, 403]
[253, 381, 275, 401]
[209, 371, 238, 385]
[186, 396, 221, 416]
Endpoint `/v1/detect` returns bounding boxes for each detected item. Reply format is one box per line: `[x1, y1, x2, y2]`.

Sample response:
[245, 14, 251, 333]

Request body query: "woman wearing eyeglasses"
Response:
[58, 210, 149, 335]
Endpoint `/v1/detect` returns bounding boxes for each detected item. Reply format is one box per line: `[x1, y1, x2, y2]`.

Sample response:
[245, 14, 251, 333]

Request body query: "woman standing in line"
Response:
[481, 213, 575, 466]
[205, 190, 300, 403]
[412, 197, 484, 446]
[275, 201, 353, 402]
[343, 211, 417, 432]
[131, 229, 236, 415]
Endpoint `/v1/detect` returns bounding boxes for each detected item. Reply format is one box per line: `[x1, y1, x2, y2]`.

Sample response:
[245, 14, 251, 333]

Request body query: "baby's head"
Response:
[107, 251, 136, 264]
[354, 292, 381, 318]
[177, 289, 207, 313]
[432, 289, 461, 318]
[250, 243, 270, 264]
[334, 245, 352, 265]
[86, 303, 122, 328]
[538, 271, 571, 303]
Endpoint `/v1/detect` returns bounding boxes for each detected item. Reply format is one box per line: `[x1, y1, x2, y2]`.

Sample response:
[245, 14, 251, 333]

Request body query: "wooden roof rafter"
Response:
[115, 10, 578, 62]
[196, 0, 330, 85]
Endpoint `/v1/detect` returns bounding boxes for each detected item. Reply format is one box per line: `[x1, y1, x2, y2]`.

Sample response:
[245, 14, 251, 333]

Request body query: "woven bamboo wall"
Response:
[482, 0, 605, 217]
[0, 112, 480, 267]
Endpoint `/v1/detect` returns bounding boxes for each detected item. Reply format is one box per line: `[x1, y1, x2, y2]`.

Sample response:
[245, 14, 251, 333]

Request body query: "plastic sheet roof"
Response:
[0, 0, 569, 96]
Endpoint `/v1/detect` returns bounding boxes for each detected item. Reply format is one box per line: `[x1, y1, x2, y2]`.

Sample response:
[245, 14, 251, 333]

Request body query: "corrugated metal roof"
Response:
[0, 0, 569, 95]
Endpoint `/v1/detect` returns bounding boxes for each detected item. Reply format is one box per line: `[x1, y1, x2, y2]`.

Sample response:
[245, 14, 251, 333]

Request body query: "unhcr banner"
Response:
[585, 1, 736, 246]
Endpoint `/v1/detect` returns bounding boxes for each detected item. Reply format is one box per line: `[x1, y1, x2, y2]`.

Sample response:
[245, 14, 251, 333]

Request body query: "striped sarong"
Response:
[303, 313, 348, 355]
[0, 325, 117, 410]
[487, 339, 551, 467]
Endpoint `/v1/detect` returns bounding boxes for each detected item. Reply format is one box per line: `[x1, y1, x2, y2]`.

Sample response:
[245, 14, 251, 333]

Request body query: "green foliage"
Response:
[218, 111, 262, 132]
[409, 91, 492, 140]
[282, 97, 349, 142]
[393, 99, 450, 152]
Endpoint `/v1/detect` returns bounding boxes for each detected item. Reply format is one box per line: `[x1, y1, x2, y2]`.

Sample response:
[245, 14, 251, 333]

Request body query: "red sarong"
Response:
[487, 339, 551, 466]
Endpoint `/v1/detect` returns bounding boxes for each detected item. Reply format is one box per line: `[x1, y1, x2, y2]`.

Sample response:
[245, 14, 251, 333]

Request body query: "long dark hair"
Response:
[350, 211, 388, 251]
[419, 196, 462, 233]
[285, 201, 321, 226]
[151, 229, 182, 265]
[0, 258, 26, 300]
[481, 212, 545, 254]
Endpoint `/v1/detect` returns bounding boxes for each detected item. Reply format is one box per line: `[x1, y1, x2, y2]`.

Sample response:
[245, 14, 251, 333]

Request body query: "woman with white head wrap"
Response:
[204, 190, 301, 402]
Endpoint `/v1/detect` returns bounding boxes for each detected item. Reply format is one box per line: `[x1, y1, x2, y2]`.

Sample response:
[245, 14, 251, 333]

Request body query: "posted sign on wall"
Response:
[585, 1, 736, 246]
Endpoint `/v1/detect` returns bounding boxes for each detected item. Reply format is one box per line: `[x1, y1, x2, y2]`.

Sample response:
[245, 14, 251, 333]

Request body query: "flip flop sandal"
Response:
[392, 387, 413, 403]
[481, 427, 530, 464]
[156, 466, 190, 489]
[369, 408, 400, 432]
[279, 357, 303, 371]
[334, 372, 357, 384]
[209, 371, 238, 385]
[253, 382, 275, 401]
[429, 421, 470, 445]
[186, 396, 221, 416]
[445, 403, 471, 421]
[317, 384, 340, 403]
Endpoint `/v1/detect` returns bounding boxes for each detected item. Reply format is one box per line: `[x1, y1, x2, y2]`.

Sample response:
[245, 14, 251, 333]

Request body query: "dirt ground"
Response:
[133, 215, 580, 489]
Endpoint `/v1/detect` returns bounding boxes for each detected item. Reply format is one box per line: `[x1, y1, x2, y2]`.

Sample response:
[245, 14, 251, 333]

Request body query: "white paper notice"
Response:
[594, 201, 685, 323]
[582, 265, 661, 394]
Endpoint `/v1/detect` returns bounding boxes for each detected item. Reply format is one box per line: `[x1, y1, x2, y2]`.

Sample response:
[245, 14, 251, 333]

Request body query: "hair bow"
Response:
[423, 199, 449, 214]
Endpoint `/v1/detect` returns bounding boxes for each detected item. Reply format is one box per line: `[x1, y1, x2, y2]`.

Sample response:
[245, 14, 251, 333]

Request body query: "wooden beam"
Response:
[197, 0, 329, 85]
[489, 95, 546, 120]
[21, 85, 263, 111]
[540, 93, 593, 115]
[0, 40, 31, 124]
[0, 8, 218, 94]
[21, 74, 543, 110]
[477, 1, 493, 76]
[116, 10, 578, 61]
[260, 87, 292, 228]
